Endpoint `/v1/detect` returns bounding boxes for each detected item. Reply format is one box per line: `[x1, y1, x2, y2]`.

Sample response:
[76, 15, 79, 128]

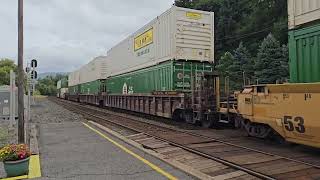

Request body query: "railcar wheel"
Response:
[243, 120, 271, 139]
[172, 109, 184, 122]
[201, 113, 217, 128]
[201, 118, 214, 128]
[185, 113, 196, 124]
[99, 100, 104, 108]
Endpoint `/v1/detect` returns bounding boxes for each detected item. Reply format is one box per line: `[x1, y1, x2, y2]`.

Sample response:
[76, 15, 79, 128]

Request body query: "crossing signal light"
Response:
[31, 70, 37, 79]
[25, 67, 30, 73]
[31, 59, 37, 68]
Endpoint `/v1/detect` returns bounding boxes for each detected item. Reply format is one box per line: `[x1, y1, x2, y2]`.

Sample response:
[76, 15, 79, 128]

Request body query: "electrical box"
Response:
[0, 85, 18, 120]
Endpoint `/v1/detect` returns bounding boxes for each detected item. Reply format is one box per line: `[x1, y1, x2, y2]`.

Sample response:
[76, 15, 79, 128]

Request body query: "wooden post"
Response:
[18, 0, 25, 143]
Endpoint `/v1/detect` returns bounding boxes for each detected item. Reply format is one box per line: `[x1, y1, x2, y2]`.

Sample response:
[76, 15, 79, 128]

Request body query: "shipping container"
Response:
[79, 79, 105, 95]
[288, 0, 320, 29]
[68, 85, 80, 95]
[289, 23, 320, 83]
[57, 88, 68, 98]
[106, 6, 214, 77]
[68, 70, 80, 87]
[106, 60, 214, 94]
[57, 80, 61, 90]
[57, 79, 68, 89]
[79, 56, 107, 84]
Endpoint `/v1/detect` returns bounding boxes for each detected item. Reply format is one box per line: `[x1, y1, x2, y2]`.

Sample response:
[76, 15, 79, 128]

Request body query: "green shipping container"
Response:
[61, 79, 68, 88]
[68, 85, 80, 95]
[79, 80, 105, 95]
[106, 60, 214, 94]
[289, 23, 320, 83]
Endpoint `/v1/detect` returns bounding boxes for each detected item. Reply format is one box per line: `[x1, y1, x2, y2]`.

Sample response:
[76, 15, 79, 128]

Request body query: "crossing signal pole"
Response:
[31, 59, 37, 105]
[18, 0, 25, 143]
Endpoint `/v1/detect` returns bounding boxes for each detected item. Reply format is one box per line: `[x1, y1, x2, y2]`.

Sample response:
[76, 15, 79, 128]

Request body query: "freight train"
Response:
[56, 79, 68, 99]
[59, 2, 320, 149]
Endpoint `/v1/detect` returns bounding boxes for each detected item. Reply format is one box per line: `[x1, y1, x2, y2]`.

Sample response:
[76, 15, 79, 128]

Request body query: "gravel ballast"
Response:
[30, 97, 83, 124]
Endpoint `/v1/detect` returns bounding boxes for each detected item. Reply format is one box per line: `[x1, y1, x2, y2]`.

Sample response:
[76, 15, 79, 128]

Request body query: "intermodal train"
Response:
[56, 78, 68, 99]
[58, 1, 320, 149]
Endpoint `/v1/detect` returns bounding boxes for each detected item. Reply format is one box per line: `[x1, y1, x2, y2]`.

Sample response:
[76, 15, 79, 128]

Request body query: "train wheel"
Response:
[201, 113, 217, 128]
[201, 118, 214, 128]
[99, 100, 104, 108]
[243, 120, 271, 139]
[172, 109, 184, 122]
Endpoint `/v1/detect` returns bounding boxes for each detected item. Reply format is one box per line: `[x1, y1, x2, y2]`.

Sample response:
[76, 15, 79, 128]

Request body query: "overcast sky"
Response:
[0, 0, 173, 73]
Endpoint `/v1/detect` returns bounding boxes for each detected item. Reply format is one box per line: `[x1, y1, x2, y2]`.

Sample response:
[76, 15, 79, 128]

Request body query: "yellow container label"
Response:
[134, 28, 153, 51]
[186, 12, 202, 20]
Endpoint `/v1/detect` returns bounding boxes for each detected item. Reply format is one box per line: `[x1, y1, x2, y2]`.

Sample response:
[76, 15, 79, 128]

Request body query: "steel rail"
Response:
[52, 97, 320, 170]
[52, 98, 278, 180]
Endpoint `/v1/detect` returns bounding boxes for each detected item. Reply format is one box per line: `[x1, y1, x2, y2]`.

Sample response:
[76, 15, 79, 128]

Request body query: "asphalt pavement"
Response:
[37, 121, 195, 180]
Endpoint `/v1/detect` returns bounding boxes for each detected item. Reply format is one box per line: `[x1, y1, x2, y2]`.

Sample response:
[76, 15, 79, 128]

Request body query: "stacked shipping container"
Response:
[288, 0, 320, 83]
[68, 56, 107, 95]
[68, 6, 215, 95]
[56, 79, 68, 98]
[106, 6, 214, 77]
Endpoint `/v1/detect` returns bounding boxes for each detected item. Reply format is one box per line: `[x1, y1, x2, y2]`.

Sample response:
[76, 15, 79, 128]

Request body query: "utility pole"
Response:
[18, 0, 25, 143]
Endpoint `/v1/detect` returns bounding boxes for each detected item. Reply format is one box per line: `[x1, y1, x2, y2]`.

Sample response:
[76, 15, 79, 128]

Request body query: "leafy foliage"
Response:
[216, 52, 234, 78]
[37, 74, 68, 96]
[0, 59, 17, 86]
[174, 0, 287, 56]
[175, 0, 289, 90]
[255, 34, 288, 83]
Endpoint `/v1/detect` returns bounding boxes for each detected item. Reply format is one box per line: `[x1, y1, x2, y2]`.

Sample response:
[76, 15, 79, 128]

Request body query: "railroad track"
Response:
[51, 98, 320, 179]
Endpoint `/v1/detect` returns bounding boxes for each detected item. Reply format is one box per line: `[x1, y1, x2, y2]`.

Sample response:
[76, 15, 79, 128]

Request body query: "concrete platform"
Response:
[37, 121, 194, 180]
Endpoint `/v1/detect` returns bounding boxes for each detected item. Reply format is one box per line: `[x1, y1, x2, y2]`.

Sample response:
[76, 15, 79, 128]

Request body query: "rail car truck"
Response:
[236, 0, 320, 148]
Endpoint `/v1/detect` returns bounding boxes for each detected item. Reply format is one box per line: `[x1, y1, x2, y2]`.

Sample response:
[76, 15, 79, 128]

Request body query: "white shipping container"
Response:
[106, 6, 214, 77]
[57, 80, 61, 89]
[288, 0, 320, 29]
[78, 56, 108, 84]
[68, 70, 80, 87]
[60, 88, 68, 98]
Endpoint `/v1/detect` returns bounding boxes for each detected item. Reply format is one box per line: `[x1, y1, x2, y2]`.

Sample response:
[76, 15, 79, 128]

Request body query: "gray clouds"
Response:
[0, 0, 173, 73]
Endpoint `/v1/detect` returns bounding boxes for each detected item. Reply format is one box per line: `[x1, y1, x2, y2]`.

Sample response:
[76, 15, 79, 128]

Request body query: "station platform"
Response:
[38, 121, 194, 180]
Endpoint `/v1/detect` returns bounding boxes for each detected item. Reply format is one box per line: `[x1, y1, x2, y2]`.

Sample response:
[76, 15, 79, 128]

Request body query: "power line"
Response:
[216, 22, 288, 42]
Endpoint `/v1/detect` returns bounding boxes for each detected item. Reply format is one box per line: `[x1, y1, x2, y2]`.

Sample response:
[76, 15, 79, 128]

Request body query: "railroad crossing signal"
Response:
[31, 59, 37, 68]
[31, 70, 37, 79]
[25, 67, 30, 73]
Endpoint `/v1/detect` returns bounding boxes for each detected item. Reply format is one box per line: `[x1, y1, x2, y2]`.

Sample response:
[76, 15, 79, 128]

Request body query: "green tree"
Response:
[227, 59, 243, 90]
[216, 51, 234, 78]
[0, 58, 17, 85]
[233, 42, 254, 81]
[279, 44, 289, 82]
[217, 43, 254, 91]
[174, 0, 288, 59]
[174, 0, 199, 8]
[216, 52, 241, 92]
[36, 74, 68, 96]
[255, 34, 288, 84]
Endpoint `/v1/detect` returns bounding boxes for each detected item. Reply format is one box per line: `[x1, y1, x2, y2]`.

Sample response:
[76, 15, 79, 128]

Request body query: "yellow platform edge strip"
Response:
[1, 155, 41, 180]
[82, 122, 178, 180]
[28, 155, 41, 178]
